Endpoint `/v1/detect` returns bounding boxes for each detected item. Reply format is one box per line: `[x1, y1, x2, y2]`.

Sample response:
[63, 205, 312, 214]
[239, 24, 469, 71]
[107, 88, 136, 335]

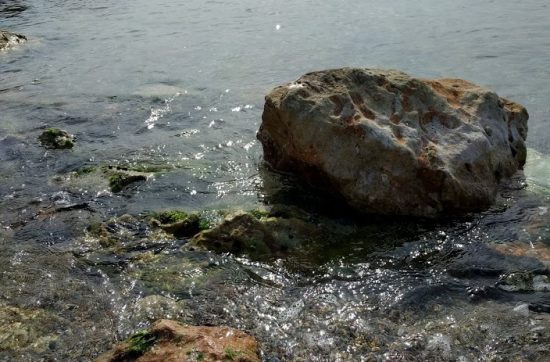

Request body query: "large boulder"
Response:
[258, 68, 528, 217]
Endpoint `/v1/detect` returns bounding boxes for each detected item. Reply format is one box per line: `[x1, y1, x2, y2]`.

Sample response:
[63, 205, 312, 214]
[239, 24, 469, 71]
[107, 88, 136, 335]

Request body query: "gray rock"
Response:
[533, 275, 550, 292]
[512, 303, 530, 317]
[258, 68, 528, 217]
[497, 272, 550, 292]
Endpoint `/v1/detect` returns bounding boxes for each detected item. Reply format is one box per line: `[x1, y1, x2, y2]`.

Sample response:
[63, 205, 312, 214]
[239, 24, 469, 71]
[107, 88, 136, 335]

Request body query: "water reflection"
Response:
[1, 0, 550, 360]
[0, 1, 28, 19]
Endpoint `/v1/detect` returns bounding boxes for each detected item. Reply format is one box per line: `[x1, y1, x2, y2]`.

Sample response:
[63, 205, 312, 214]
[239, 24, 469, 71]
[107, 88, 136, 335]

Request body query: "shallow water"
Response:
[1, 0, 550, 361]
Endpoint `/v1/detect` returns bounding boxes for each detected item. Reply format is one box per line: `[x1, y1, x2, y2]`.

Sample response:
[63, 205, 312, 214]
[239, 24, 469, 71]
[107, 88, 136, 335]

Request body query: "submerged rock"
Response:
[0, 303, 61, 353]
[131, 295, 187, 324]
[497, 272, 550, 292]
[491, 241, 550, 269]
[53, 165, 153, 193]
[108, 171, 148, 193]
[96, 319, 261, 362]
[38, 128, 74, 149]
[258, 68, 528, 217]
[85, 214, 170, 250]
[149, 210, 210, 238]
[0, 30, 26, 51]
[190, 210, 322, 259]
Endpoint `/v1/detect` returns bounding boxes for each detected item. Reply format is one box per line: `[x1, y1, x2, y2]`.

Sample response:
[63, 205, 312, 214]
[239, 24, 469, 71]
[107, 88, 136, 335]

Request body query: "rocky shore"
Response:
[1, 65, 548, 361]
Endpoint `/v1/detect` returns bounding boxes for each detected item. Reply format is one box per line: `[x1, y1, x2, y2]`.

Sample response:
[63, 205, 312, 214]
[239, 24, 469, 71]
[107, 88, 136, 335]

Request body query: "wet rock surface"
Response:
[0, 303, 61, 353]
[0, 134, 548, 361]
[52, 165, 152, 194]
[0, 29, 26, 50]
[190, 210, 295, 258]
[96, 319, 261, 362]
[497, 272, 550, 292]
[3, 196, 550, 361]
[258, 68, 529, 217]
[189, 208, 347, 260]
[149, 210, 210, 238]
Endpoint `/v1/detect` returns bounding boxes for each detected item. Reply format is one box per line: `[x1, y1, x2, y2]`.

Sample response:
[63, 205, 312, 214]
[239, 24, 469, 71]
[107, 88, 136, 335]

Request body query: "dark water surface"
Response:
[1, 1, 550, 361]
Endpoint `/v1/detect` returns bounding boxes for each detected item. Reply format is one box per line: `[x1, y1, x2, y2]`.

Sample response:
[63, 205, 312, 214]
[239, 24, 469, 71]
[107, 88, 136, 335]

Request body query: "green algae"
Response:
[38, 128, 74, 149]
[74, 165, 96, 176]
[247, 208, 270, 220]
[149, 210, 212, 237]
[126, 329, 157, 356]
[153, 210, 190, 224]
[224, 346, 241, 360]
[108, 172, 147, 193]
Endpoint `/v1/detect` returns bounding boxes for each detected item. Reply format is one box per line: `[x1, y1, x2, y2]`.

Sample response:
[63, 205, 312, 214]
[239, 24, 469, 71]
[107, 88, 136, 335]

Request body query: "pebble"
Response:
[512, 303, 530, 317]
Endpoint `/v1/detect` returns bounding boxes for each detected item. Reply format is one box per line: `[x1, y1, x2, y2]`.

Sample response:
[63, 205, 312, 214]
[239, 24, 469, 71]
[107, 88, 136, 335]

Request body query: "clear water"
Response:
[1, 0, 549, 360]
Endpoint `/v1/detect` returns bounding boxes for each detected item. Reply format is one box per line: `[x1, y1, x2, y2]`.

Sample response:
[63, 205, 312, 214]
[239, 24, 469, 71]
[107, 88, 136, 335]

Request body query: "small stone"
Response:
[512, 303, 530, 317]
[533, 275, 550, 292]
[426, 333, 452, 357]
[498, 272, 534, 292]
[0, 30, 26, 51]
[189, 209, 320, 259]
[38, 128, 74, 149]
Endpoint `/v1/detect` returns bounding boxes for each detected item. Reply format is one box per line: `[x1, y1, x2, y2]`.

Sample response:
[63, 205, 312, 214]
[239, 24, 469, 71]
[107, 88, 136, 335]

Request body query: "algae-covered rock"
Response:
[0, 30, 26, 51]
[149, 210, 210, 238]
[497, 272, 550, 292]
[0, 303, 60, 353]
[96, 319, 261, 362]
[259, 68, 528, 217]
[190, 210, 323, 259]
[85, 214, 170, 250]
[53, 165, 152, 193]
[191, 212, 274, 256]
[38, 128, 74, 149]
[108, 172, 148, 193]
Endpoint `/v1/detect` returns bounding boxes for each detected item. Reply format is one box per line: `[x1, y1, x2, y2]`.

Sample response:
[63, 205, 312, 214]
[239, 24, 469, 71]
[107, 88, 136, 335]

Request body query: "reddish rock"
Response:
[96, 319, 261, 362]
[258, 68, 528, 217]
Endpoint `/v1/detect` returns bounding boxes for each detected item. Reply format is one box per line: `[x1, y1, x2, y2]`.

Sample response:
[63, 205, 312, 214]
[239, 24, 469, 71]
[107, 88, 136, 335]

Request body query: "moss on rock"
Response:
[153, 210, 190, 224]
[189, 209, 326, 259]
[38, 128, 74, 149]
[126, 329, 157, 356]
[247, 208, 270, 220]
[85, 214, 170, 251]
[0, 303, 61, 353]
[149, 210, 212, 238]
[108, 172, 148, 193]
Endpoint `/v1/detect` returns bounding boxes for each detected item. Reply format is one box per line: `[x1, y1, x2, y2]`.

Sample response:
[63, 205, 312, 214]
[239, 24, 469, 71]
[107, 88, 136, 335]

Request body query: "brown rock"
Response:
[258, 68, 528, 217]
[491, 241, 550, 269]
[96, 319, 260, 362]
